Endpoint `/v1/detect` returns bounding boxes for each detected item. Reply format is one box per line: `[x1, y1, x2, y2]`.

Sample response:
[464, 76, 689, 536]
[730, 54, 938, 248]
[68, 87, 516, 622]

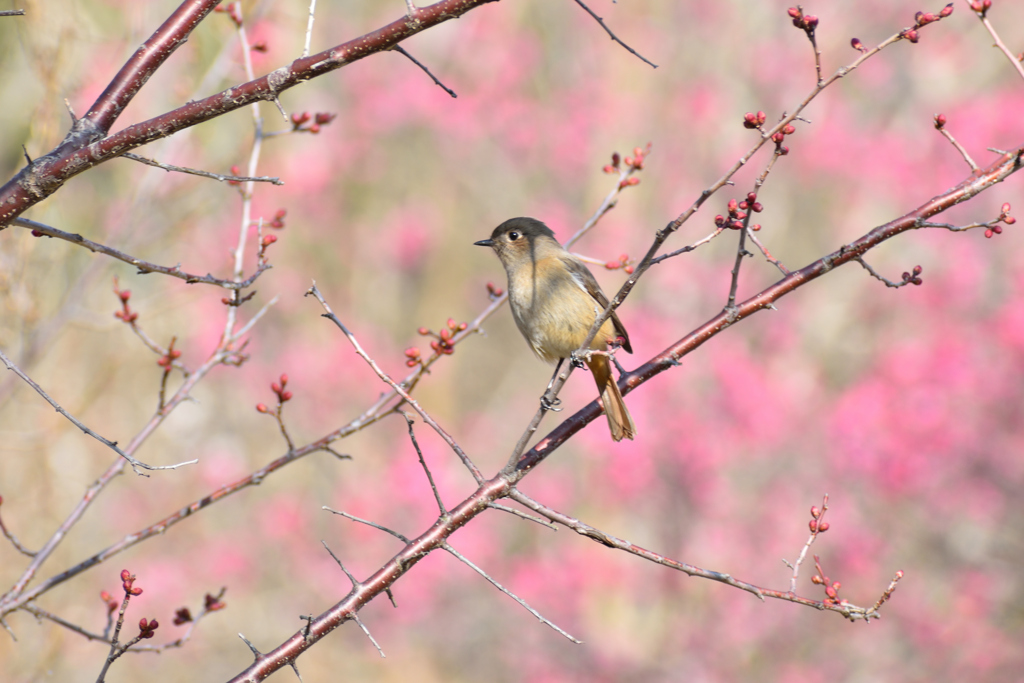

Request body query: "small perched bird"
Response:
[475, 217, 636, 441]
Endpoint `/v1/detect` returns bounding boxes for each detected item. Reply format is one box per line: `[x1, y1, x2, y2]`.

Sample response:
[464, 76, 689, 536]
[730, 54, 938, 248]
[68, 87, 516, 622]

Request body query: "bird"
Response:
[475, 217, 636, 441]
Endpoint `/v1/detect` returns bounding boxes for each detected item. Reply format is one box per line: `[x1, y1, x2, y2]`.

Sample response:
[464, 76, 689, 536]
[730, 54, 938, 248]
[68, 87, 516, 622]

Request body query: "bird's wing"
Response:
[561, 255, 633, 354]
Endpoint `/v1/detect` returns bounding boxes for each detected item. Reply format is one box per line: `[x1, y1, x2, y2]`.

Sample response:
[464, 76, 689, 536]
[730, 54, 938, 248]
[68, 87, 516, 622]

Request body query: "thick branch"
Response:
[0, 0, 499, 225]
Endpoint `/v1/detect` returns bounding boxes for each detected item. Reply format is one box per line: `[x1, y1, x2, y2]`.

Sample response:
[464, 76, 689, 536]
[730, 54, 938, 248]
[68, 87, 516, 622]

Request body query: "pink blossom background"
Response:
[1, 1, 1023, 681]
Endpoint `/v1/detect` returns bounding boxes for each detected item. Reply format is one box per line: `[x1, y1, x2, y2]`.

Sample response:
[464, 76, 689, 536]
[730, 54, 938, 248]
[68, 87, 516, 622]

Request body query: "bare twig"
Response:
[11, 218, 271, 290]
[965, 0, 1024, 83]
[935, 126, 979, 171]
[121, 153, 284, 185]
[572, 0, 657, 68]
[393, 46, 457, 97]
[746, 229, 790, 274]
[442, 542, 581, 643]
[302, 0, 317, 57]
[401, 413, 447, 515]
[0, 508, 36, 557]
[487, 502, 557, 530]
[0, 9, 25, 16]
[0, 347, 196, 475]
[323, 508, 410, 543]
[307, 283, 484, 483]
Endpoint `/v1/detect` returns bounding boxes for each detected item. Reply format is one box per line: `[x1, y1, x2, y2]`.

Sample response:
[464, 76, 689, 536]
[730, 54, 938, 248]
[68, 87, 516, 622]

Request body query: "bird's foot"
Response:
[540, 395, 563, 412]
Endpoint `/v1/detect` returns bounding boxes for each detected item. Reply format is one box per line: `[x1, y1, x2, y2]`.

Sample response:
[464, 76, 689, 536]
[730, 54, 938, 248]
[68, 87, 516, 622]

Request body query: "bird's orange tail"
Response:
[588, 355, 636, 442]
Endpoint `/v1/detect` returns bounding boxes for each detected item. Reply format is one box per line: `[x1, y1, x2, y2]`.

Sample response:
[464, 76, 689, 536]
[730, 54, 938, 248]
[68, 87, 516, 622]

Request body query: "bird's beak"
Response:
[474, 239, 495, 248]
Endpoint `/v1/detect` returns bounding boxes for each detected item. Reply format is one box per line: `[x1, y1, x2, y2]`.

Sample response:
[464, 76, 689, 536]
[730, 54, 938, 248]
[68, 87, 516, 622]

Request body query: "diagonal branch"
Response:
[0, 347, 196, 475]
[11, 218, 271, 290]
[0, 0, 501, 225]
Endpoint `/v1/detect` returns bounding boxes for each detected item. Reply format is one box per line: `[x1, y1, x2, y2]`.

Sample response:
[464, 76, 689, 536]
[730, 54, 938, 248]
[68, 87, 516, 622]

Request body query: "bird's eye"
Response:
[508, 231, 520, 241]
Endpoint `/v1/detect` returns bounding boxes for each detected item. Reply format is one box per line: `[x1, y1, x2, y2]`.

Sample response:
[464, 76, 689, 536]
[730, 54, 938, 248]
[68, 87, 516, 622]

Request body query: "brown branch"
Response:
[0, 0, 501, 225]
[514, 146, 1023, 474]
[11, 218, 271, 290]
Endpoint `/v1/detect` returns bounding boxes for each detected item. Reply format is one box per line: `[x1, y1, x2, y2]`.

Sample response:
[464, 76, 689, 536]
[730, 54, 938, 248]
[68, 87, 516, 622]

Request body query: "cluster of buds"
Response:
[968, 0, 991, 16]
[407, 318, 468, 366]
[809, 504, 831, 533]
[604, 253, 635, 275]
[260, 233, 278, 251]
[256, 374, 292, 413]
[100, 590, 119, 616]
[138, 616, 160, 639]
[204, 592, 227, 613]
[121, 569, 143, 597]
[715, 193, 763, 231]
[485, 281, 504, 300]
[901, 265, 924, 286]
[743, 110, 767, 130]
[771, 123, 796, 155]
[933, 113, 947, 130]
[113, 280, 138, 324]
[987, 202, 1016, 239]
[156, 338, 182, 370]
[602, 145, 651, 189]
[173, 607, 193, 626]
[269, 208, 286, 229]
[787, 7, 818, 33]
[214, 3, 242, 27]
[810, 567, 844, 604]
[902, 5, 953, 44]
[290, 111, 337, 134]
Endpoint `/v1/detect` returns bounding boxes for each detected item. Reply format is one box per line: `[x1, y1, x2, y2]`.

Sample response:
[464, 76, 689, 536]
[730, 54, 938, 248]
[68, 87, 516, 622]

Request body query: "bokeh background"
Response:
[2, 1, 1023, 681]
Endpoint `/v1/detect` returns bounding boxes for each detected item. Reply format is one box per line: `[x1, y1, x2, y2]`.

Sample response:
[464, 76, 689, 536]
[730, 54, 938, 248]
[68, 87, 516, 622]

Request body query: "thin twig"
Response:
[323, 508, 411, 543]
[0, 9, 25, 16]
[965, 0, 1024, 83]
[0, 347, 196, 474]
[785, 494, 829, 593]
[307, 283, 484, 483]
[393, 46, 457, 97]
[12, 218, 271, 290]
[121, 153, 283, 185]
[302, 0, 317, 58]
[487, 502, 557, 530]
[0, 510, 36, 557]
[442, 542, 581, 643]
[401, 413, 447, 515]
[854, 257, 914, 288]
[936, 127, 979, 171]
[571, 0, 657, 68]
